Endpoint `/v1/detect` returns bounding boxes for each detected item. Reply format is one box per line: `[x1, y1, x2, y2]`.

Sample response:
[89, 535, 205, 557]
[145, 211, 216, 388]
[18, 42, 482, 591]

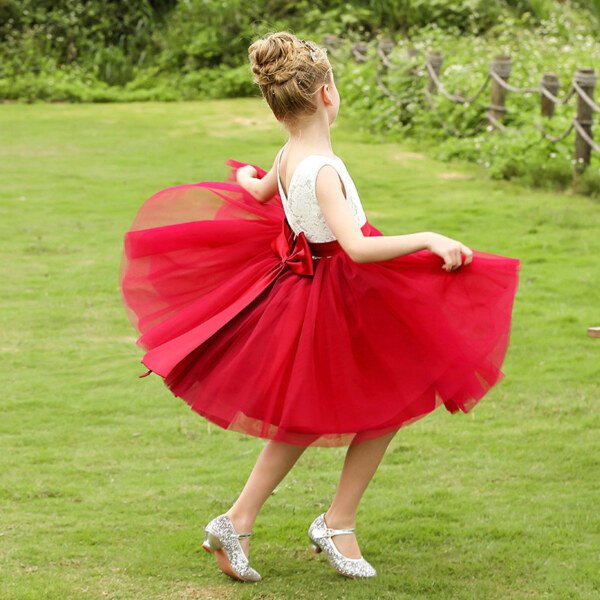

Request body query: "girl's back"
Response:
[276, 143, 367, 243]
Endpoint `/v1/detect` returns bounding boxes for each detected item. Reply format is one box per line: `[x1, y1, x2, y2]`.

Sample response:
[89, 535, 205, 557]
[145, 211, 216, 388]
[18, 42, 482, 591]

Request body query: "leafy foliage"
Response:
[1, 0, 598, 194]
[334, 4, 600, 195]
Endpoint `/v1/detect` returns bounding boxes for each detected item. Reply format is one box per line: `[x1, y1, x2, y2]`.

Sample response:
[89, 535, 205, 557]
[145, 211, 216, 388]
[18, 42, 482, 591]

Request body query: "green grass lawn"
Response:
[1, 99, 599, 600]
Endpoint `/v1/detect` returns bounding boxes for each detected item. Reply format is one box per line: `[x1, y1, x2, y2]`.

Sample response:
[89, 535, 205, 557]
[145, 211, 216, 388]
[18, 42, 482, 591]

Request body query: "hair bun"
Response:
[248, 31, 332, 124]
[249, 33, 299, 86]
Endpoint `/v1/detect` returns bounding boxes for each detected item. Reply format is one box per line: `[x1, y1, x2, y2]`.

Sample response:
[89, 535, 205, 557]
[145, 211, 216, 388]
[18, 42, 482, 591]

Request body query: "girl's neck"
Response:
[286, 127, 333, 155]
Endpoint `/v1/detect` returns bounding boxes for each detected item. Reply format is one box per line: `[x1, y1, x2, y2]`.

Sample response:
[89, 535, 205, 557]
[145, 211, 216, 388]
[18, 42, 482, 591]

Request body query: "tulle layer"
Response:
[119, 158, 521, 447]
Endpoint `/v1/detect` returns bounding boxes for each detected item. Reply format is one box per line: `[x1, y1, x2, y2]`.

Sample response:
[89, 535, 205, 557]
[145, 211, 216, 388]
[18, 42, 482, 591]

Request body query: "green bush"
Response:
[335, 4, 600, 196]
[1, 0, 598, 196]
[573, 165, 600, 199]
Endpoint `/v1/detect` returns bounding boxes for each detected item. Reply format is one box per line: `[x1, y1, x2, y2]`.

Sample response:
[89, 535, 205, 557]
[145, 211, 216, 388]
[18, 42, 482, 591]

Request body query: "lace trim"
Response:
[277, 150, 367, 243]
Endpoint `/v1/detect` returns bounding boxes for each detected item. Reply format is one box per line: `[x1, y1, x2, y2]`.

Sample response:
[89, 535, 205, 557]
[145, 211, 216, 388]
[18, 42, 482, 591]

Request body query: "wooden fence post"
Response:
[427, 52, 443, 94]
[574, 67, 597, 172]
[406, 46, 419, 76]
[378, 38, 394, 57]
[488, 55, 512, 124]
[404, 46, 420, 77]
[351, 41, 369, 63]
[540, 73, 560, 117]
[322, 34, 342, 50]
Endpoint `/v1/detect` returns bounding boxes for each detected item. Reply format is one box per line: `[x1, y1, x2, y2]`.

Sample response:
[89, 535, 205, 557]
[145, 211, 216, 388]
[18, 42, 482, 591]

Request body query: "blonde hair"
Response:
[248, 31, 332, 125]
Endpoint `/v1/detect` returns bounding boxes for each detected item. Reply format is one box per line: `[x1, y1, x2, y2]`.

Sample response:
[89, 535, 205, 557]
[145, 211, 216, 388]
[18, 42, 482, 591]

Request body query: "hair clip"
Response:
[299, 39, 319, 62]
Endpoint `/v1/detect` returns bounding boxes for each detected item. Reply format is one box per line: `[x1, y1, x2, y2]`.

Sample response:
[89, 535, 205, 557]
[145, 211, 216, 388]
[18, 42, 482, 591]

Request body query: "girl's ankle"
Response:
[225, 509, 255, 532]
[324, 510, 356, 529]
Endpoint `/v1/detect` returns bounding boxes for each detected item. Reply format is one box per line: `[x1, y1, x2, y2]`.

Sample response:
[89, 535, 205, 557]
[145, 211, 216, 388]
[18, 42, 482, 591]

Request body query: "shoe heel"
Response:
[308, 535, 323, 554]
[202, 530, 223, 553]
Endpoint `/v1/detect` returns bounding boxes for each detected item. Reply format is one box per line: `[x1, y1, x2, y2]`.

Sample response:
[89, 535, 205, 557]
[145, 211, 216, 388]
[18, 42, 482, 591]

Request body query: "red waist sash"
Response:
[271, 217, 370, 274]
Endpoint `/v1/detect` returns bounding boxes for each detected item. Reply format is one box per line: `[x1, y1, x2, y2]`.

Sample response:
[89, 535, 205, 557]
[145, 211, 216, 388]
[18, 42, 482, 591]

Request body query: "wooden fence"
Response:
[321, 35, 599, 177]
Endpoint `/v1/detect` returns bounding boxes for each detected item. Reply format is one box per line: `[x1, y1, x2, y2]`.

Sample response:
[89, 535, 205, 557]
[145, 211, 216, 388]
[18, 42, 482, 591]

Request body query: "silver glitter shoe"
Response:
[307, 513, 377, 578]
[201, 513, 262, 582]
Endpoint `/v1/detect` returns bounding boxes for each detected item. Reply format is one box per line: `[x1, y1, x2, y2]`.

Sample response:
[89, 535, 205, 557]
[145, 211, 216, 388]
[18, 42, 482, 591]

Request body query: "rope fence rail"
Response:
[323, 36, 598, 178]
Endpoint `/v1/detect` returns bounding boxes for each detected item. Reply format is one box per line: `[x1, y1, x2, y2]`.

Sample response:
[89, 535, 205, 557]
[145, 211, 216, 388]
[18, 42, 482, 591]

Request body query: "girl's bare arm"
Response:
[315, 165, 472, 270]
[235, 150, 283, 203]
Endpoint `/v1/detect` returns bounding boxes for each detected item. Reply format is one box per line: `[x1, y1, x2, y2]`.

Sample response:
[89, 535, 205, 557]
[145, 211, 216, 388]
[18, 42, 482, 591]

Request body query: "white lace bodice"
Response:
[276, 145, 367, 243]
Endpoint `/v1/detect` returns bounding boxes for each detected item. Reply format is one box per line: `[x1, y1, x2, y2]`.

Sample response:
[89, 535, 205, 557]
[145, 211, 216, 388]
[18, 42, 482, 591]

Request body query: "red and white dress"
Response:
[119, 145, 521, 447]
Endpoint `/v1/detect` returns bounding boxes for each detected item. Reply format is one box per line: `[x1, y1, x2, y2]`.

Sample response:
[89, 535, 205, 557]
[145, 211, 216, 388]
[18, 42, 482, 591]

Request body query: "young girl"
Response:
[119, 31, 520, 582]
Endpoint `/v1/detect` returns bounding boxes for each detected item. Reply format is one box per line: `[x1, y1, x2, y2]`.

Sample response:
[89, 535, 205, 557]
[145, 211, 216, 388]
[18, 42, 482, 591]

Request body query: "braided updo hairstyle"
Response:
[248, 31, 332, 125]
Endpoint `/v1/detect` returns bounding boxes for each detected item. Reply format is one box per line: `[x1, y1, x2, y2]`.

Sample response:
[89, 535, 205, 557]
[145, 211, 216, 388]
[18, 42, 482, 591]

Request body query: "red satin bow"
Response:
[270, 218, 315, 277]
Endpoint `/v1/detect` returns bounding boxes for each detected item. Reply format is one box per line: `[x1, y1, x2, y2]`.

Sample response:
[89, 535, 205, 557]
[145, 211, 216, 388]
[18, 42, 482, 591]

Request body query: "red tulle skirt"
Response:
[119, 157, 521, 447]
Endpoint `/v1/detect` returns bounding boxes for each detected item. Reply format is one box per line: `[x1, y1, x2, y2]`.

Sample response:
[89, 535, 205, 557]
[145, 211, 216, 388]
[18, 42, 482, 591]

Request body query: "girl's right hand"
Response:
[236, 164, 258, 184]
[426, 232, 473, 271]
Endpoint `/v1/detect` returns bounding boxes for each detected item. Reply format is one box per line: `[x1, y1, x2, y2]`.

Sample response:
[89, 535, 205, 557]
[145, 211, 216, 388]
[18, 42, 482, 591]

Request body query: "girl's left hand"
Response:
[236, 165, 258, 183]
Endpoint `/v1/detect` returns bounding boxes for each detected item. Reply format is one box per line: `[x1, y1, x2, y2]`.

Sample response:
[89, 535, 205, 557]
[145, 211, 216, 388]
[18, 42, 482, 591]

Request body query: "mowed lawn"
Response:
[1, 99, 599, 600]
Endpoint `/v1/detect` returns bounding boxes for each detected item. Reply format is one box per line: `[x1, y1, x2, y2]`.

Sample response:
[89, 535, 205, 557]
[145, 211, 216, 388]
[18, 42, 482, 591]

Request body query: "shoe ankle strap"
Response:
[323, 526, 355, 537]
[235, 532, 252, 539]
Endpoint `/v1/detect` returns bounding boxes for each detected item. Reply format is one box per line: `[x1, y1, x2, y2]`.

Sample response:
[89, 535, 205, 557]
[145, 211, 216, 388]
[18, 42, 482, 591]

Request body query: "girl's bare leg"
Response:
[225, 439, 308, 557]
[324, 429, 399, 559]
